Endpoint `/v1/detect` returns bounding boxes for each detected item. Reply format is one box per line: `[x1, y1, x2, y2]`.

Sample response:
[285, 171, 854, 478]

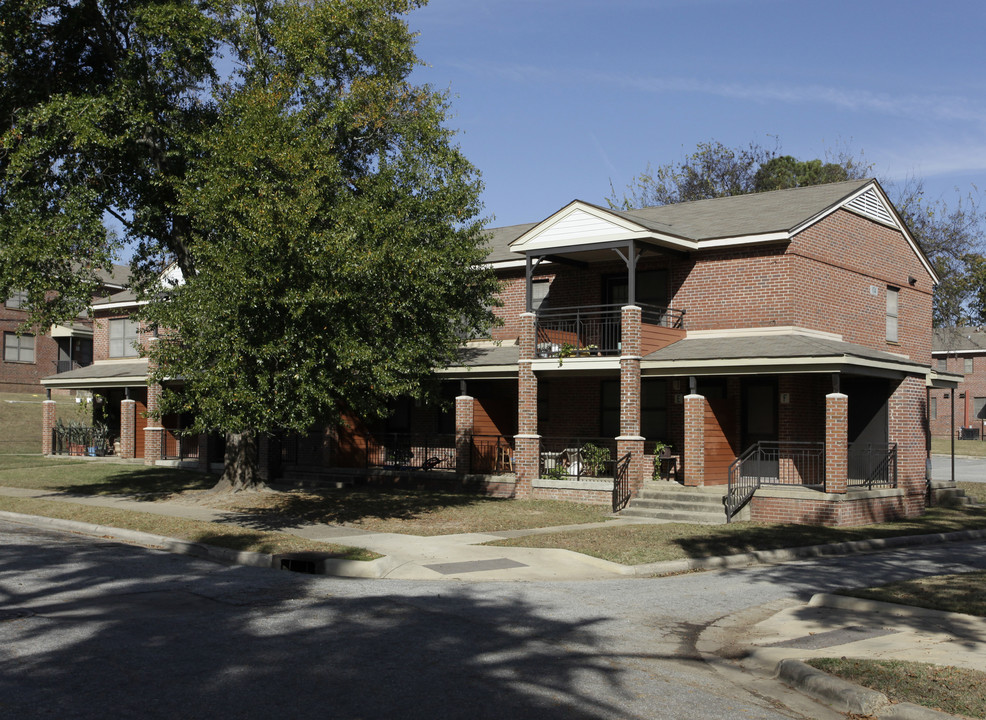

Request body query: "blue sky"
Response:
[408, 0, 986, 228]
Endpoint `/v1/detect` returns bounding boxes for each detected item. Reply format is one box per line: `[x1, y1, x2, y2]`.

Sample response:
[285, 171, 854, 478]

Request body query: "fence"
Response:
[725, 441, 825, 521]
[847, 442, 898, 489]
[161, 430, 200, 461]
[469, 434, 515, 474]
[535, 303, 685, 358]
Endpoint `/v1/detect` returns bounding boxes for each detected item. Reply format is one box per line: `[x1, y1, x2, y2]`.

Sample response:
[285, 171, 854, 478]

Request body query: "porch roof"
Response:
[437, 344, 520, 379]
[41, 359, 149, 389]
[640, 332, 929, 377]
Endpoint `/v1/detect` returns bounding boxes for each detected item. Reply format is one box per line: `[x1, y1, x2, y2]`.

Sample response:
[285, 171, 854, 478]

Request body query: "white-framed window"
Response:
[4, 290, 28, 309]
[109, 318, 140, 357]
[886, 287, 899, 342]
[3, 332, 35, 363]
[965, 357, 974, 374]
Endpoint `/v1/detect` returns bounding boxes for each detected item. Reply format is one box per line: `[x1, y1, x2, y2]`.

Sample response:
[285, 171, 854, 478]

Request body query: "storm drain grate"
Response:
[280, 558, 318, 574]
[767, 625, 899, 650]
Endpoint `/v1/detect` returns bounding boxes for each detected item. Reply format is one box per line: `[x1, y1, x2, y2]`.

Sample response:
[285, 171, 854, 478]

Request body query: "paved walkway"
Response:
[2, 484, 985, 718]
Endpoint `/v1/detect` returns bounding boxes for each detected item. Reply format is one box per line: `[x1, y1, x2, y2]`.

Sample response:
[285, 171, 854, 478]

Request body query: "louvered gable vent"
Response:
[846, 187, 895, 226]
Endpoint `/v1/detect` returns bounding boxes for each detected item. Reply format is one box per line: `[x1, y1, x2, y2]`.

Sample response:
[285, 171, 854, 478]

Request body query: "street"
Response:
[2, 519, 985, 719]
[931, 454, 986, 483]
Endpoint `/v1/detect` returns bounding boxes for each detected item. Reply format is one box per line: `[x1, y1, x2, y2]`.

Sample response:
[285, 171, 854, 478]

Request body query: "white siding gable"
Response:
[522, 208, 637, 250]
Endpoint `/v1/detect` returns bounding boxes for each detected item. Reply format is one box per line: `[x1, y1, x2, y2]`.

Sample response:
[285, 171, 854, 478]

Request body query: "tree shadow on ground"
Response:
[52, 466, 213, 500]
[0, 531, 722, 720]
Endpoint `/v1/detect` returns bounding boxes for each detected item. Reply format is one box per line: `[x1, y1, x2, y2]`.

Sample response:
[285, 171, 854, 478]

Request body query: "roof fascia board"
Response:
[695, 231, 790, 249]
[41, 376, 148, 389]
[92, 299, 148, 311]
[434, 365, 519, 379]
[640, 354, 925, 376]
[932, 348, 986, 356]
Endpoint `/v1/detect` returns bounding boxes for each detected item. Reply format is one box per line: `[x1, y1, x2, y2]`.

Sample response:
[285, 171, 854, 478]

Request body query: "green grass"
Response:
[485, 506, 986, 565]
[932, 436, 986, 457]
[0, 391, 103, 455]
[959, 481, 986, 504]
[0, 494, 378, 559]
[806, 658, 986, 719]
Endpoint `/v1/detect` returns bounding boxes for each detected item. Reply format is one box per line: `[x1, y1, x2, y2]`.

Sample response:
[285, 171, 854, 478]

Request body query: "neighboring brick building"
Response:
[1, 267, 130, 394]
[41, 180, 949, 526]
[929, 328, 986, 439]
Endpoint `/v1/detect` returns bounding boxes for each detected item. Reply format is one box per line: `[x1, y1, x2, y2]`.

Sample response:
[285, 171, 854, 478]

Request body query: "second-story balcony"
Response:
[535, 302, 685, 358]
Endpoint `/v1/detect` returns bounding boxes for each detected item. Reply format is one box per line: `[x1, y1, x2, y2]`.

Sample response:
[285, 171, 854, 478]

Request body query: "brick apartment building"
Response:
[41, 179, 954, 526]
[929, 328, 986, 439]
[2, 266, 130, 394]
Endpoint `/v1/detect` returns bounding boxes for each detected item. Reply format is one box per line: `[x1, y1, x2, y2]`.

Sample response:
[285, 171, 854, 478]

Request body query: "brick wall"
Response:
[929, 352, 986, 437]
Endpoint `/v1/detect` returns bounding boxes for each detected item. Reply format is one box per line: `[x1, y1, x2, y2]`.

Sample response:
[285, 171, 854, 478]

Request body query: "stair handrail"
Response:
[724, 442, 762, 523]
[611, 452, 632, 512]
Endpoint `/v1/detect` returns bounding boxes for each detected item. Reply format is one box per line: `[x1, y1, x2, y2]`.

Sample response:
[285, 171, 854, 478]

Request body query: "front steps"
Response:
[929, 481, 980, 507]
[620, 481, 737, 525]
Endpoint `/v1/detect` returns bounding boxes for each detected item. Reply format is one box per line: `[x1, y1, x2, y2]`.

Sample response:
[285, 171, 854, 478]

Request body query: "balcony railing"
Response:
[725, 441, 825, 521]
[539, 437, 619, 481]
[162, 430, 200, 461]
[848, 442, 897, 489]
[535, 302, 684, 358]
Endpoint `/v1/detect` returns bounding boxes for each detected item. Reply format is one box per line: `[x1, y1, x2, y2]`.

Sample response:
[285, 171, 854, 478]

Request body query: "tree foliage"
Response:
[610, 139, 985, 327]
[0, 0, 498, 488]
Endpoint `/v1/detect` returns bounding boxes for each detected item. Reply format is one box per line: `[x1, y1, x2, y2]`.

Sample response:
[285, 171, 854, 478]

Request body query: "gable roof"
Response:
[485, 179, 938, 283]
[933, 327, 986, 355]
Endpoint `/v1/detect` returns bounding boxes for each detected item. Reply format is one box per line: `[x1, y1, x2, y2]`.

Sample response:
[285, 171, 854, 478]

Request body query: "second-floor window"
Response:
[4, 290, 28, 309]
[937, 357, 948, 371]
[886, 287, 899, 343]
[109, 318, 140, 357]
[3, 332, 34, 363]
[965, 357, 974, 374]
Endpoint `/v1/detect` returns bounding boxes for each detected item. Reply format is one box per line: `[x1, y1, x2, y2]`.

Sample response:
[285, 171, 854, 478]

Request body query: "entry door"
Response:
[844, 376, 889, 481]
[742, 378, 778, 479]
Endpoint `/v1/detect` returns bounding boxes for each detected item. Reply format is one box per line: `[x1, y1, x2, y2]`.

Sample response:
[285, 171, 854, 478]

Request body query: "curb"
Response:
[0, 510, 394, 578]
[776, 659, 961, 719]
[809, 592, 986, 625]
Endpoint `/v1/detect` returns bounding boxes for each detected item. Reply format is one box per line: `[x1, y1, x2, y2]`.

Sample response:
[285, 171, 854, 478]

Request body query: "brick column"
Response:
[825, 392, 848, 494]
[515, 312, 539, 498]
[42, 400, 57, 455]
[683, 394, 706, 486]
[617, 305, 645, 495]
[143, 382, 163, 465]
[455, 394, 475, 475]
[120, 399, 136, 459]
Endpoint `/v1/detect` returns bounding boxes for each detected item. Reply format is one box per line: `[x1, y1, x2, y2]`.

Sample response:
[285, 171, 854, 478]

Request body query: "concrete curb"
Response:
[626, 527, 986, 577]
[776, 659, 961, 719]
[0, 510, 393, 579]
[809, 592, 986, 624]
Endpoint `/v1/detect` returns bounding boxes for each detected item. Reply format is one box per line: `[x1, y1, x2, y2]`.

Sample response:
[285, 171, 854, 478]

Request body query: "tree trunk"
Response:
[210, 430, 268, 493]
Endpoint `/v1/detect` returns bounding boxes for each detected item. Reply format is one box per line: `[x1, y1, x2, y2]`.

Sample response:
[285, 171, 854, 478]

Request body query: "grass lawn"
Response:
[0, 494, 378, 559]
[931, 436, 986, 457]
[806, 658, 986, 719]
[806, 572, 986, 718]
[959, 481, 986, 504]
[0, 391, 104, 455]
[485, 506, 986, 565]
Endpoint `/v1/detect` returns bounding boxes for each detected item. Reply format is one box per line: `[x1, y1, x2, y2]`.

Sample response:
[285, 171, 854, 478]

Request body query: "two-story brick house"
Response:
[929, 327, 986, 439]
[41, 179, 950, 526]
[2, 266, 130, 394]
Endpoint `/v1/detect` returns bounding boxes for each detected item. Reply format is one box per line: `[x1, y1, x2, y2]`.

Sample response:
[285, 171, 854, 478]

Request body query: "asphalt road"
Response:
[2, 520, 985, 719]
[930, 454, 986, 483]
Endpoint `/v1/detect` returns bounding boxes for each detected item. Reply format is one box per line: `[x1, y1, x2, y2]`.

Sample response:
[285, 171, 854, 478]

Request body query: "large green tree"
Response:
[609, 139, 984, 327]
[0, 0, 498, 489]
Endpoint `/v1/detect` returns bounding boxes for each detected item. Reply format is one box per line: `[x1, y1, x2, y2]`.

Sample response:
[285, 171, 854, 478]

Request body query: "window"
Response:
[975, 397, 986, 421]
[886, 287, 899, 342]
[4, 290, 28, 309]
[531, 280, 550, 312]
[3, 332, 34, 363]
[965, 357, 974, 374]
[937, 357, 948, 371]
[930, 396, 937, 419]
[109, 318, 140, 357]
[600, 379, 667, 438]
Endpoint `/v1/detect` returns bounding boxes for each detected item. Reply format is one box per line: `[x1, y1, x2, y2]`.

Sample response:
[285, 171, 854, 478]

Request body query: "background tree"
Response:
[0, 0, 498, 490]
[609, 139, 984, 327]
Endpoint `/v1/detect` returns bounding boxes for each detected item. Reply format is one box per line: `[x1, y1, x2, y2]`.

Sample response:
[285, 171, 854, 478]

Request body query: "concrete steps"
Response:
[620, 481, 734, 525]
[929, 481, 980, 507]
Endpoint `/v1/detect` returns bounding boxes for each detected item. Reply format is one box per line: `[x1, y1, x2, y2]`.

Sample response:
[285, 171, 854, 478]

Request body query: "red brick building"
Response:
[929, 328, 986, 439]
[40, 180, 951, 526]
[2, 267, 130, 394]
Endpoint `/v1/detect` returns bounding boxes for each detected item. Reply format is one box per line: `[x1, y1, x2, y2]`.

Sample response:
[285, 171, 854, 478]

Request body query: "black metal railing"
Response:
[534, 303, 684, 358]
[51, 423, 111, 457]
[162, 431, 200, 461]
[725, 441, 825, 522]
[469, 434, 515, 474]
[612, 452, 632, 512]
[361, 433, 457, 471]
[539, 437, 619, 480]
[848, 442, 898, 489]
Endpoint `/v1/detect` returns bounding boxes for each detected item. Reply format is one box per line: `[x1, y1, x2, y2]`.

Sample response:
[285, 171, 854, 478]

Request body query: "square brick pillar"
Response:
[618, 305, 644, 494]
[514, 311, 539, 498]
[683, 393, 706, 486]
[825, 392, 848, 494]
[120, 399, 136, 459]
[455, 394, 475, 475]
[143, 381, 163, 465]
[42, 400, 57, 455]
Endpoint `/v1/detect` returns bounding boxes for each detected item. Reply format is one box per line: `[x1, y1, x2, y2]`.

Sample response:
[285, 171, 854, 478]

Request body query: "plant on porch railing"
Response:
[540, 437, 618, 480]
[53, 418, 111, 457]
